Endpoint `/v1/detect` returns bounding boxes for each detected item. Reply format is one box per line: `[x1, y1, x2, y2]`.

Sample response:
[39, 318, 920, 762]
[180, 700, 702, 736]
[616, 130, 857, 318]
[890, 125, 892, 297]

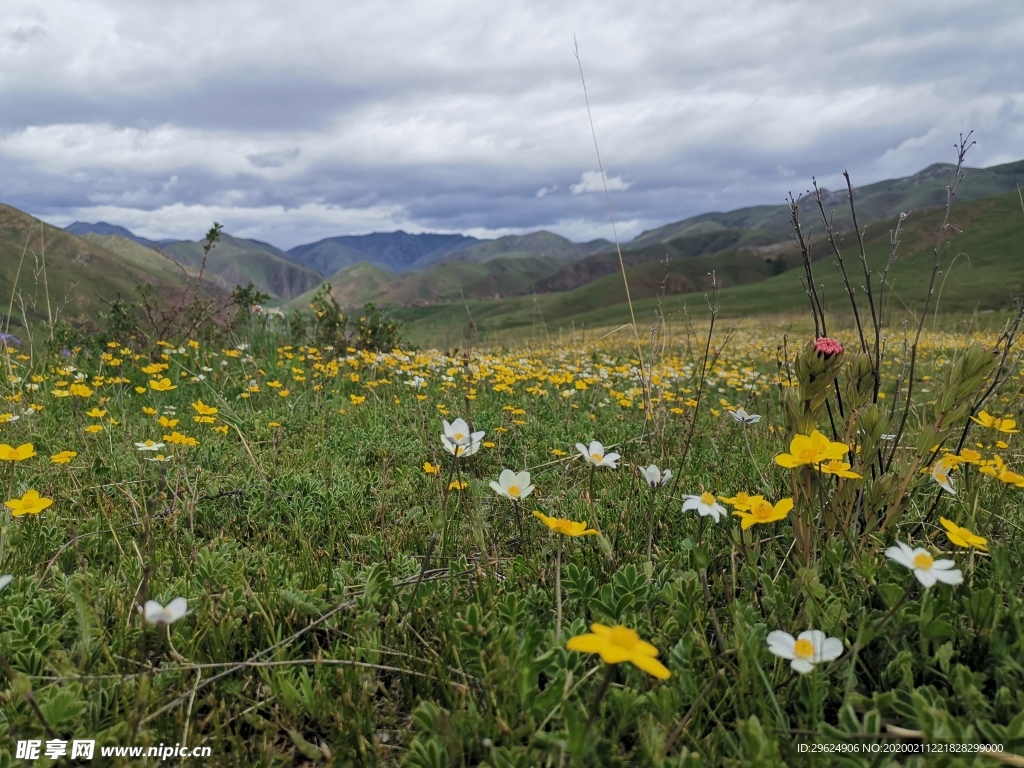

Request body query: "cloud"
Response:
[0, 0, 1020, 247]
[570, 171, 633, 195]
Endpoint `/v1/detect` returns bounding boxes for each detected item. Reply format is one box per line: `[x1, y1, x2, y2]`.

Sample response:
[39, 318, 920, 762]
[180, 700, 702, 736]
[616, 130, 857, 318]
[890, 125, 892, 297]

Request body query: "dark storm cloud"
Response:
[1, 0, 1021, 248]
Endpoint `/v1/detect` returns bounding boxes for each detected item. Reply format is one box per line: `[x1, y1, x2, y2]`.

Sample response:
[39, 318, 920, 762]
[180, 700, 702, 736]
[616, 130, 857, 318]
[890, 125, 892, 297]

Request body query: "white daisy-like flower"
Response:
[640, 464, 672, 488]
[489, 469, 534, 500]
[727, 408, 761, 424]
[406, 376, 427, 389]
[135, 440, 166, 451]
[144, 454, 173, 463]
[141, 597, 189, 625]
[576, 440, 620, 468]
[885, 541, 963, 588]
[442, 418, 484, 447]
[0, 574, 13, 592]
[766, 630, 843, 674]
[682, 492, 727, 522]
[930, 458, 956, 496]
[201, 366, 214, 372]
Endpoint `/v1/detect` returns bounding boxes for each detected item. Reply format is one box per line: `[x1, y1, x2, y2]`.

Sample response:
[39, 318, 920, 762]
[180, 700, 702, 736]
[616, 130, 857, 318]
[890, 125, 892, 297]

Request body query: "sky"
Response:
[2, 0, 1022, 250]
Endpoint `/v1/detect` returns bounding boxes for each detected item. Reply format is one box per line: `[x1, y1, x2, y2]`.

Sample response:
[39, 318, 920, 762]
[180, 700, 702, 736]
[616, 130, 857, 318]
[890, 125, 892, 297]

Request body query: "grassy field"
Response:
[1, 278, 1023, 766]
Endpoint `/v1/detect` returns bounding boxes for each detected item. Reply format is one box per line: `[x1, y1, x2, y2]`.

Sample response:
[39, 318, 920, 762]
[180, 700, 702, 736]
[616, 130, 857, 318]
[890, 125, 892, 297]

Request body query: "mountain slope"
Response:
[160, 234, 323, 300]
[624, 159, 1024, 249]
[64, 221, 169, 248]
[289, 262, 397, 309]
[1, 205, 194, 329]
[424, 230, 591, 269]
[286, 231, 481, 275]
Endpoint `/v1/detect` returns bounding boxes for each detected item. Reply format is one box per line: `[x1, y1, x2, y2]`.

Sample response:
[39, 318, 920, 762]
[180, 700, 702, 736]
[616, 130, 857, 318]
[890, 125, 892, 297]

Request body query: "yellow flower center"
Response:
[700, 491, 715, 505]
[752, 500, 774, 519]
[507, 485, 520, 498]
[591, 453, 602, 462]
[793, 638, 815, 659]
[797, 447, 822, 462]
[454, 432, 464, 441]
[913, 552, 934, 569]
[607, 626, 639, 648]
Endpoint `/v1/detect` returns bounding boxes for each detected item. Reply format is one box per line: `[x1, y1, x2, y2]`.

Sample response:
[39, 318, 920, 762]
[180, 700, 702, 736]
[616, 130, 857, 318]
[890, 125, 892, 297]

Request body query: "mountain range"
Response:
[3, 158, 1021, 336]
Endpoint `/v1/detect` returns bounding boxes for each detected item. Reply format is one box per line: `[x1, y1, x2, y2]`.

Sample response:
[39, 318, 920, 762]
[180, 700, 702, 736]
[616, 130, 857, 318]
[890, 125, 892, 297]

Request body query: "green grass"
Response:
[0, 309, 1021, 764]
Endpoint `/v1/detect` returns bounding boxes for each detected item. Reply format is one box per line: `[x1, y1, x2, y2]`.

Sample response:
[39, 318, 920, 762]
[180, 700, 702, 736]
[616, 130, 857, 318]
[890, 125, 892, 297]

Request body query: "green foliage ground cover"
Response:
[0, 304, 1022, 765]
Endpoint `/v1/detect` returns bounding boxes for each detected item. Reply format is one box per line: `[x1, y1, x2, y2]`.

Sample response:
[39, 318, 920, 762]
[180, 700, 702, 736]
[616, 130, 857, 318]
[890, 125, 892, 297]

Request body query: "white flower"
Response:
[885, 541, 963, 588]
[930, 458, 956, 496]
[142, 597, 189, 625]
[442, 418, 484, 447]
[682, 492, 727, 522]
[576, 440, 620, 468]
[201, 366, 213, 372]
[0, 574, 12, 592]
[489, 469, 534, 500]
[880, 434, 897, 441]
[766, 630, 843, 674]
[640, 464, 672, 488]
[407, 376, 427, 389]
[144, 454, 173, 463]
[727, 408, 761, 424]
[135, 440, 166, 451]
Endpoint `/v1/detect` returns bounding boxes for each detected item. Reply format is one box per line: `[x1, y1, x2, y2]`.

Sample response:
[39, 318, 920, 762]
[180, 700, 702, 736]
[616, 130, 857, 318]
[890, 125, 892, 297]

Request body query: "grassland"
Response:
[0, 294, 1022, 765]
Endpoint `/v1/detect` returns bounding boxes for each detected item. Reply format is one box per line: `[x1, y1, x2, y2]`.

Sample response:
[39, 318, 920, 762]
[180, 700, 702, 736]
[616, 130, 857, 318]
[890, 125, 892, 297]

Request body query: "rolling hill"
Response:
[64, 221, 171, 249]
[1, 205, 196, 332]
[286, 231, 481, 275]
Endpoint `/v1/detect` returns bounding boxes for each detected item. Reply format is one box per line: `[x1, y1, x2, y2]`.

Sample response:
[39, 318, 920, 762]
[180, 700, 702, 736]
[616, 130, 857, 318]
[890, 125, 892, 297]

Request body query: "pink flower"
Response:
[813, 337, 843, 358]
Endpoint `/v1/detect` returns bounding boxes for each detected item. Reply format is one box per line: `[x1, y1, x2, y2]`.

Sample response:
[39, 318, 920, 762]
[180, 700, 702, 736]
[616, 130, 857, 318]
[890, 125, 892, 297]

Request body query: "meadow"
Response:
[0, 302, 1023, 767]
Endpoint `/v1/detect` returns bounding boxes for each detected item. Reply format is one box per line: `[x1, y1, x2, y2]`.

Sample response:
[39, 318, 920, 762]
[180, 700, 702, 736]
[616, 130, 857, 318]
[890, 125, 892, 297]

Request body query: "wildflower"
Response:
[349, 394, 365, 404]
[939, 517, 988, 551]
[719, 491, 756, 511]
[566, 623, 670, 679]
[84, 424, 104, 434]
[766, 630, 843, 674]
[0, 574, 12, 591]
[818, 459, 862, 479]
[149, 377, 177, 392]
[682, 492, 727, 522]
[135, 440, 165, 451]
[69, 383, 93, 397]
[489, 469, 534, 500]
[164, 432, 199, 447]
[775, 430, 849, 469]
[813, 337, 844, 358]
[5, 490, 53, 517]
[0, 332, 20, 347]
[142, 598, 189, 625]
[212, 425, 229, 435]
[85, 407, 107, 418]
[956, 449, 983, 465]
[640, 464, 672, 488]
[576, 440, 620, 468]
[442, 418, 484, 447]
[158, 416, 179, 428]
[0, 443, 35, 462]
[145, 454, 173, 463]
[970, 411, 1018, 434]
[727, 408, 761, 424]
[885, 541, 963, 588]
[192, 400, 218, 415]
[50, 451, 77, 464]
[733, 497, 793, 530]
[423, 462, 439, 475]
[532, 511, 599, 537]
[551, 448, 567, 456]
[930, 457, 956, 495]
[448, 480, 468, 491]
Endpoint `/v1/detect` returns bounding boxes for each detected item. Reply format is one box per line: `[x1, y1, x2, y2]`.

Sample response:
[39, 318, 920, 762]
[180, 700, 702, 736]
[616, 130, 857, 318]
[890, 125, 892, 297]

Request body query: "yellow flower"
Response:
[213, 425, 229, 435]
[719, 491, 757, 511]
[775, 430, 849, 468]
[164, 432, 199, 446]
[957, 449, 984, 465]
[85, 407, 107, 418]
[0, 443, 36, 462]
[5, 489, 53, 517]
[532, 510, 599, 537]
[939, 517, 988, 551]
[423, 462, 439, 475]
[50, 450, 77, 464]
[448, 480, 468, 491]
[349, 394, 366, 405]
[732, 497, 794, 530]
[84, 424, 104, 434]
[193, 415, 216, 424]
[268, 421, 281, 427]
[566, 623, 670, 679]
[69, 383, 93, 397]
[149, 377, 177, 392]
[550, 448, 567, 456]
[192, 400, 218, 415]
[135, 386, 147, 394]
[159, 416, 179, 428]
[818, 459, 863, 479]
[278, 389, 290, 397]
[142, 406, 158, 416]
[970, 411, 1019, 434]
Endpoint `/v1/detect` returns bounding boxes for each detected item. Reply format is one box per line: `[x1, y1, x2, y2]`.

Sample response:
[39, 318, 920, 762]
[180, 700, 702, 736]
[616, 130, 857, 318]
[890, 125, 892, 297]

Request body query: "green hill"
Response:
[288, 262, 397, 310]
[0, 205, 194, 332]
[160, 234, 323, 300]
[389, 191, 1024, 346]
[418, 230, 592, 269]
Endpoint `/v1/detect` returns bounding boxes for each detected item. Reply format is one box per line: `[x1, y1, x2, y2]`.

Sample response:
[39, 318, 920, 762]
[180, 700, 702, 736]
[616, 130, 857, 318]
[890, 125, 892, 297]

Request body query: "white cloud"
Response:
[570, 171, 633, 195]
